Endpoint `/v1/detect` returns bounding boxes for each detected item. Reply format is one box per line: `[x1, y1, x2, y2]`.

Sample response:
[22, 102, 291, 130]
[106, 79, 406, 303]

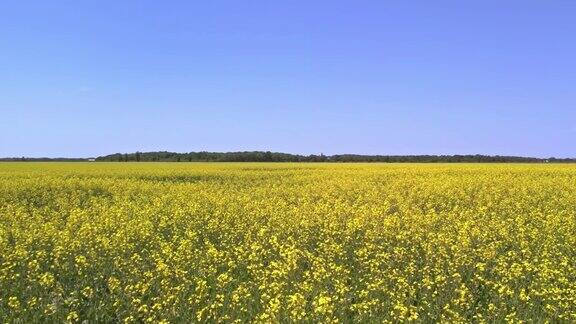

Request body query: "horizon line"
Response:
[1, 151, 575, 160]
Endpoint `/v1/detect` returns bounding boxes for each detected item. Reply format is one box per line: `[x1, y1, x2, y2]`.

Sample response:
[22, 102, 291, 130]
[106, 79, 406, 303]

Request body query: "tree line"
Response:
[92, 151, 575, 163]
[2, 152, 574, 163]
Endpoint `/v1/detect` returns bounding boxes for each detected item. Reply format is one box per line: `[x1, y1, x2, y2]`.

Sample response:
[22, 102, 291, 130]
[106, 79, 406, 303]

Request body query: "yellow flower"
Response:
[8, 296, 20, 309]
[82, 286, 94, 298]
[67, 311, 79, 322]
[40, 272, 55, 287]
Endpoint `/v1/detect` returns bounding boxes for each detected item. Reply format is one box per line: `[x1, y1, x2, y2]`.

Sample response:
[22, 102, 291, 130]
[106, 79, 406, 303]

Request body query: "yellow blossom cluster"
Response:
[1, 162, 575, 322]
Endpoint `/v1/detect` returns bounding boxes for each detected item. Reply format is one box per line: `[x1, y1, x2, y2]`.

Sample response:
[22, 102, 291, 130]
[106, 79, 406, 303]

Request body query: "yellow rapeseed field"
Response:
[1, 162, 575, 322]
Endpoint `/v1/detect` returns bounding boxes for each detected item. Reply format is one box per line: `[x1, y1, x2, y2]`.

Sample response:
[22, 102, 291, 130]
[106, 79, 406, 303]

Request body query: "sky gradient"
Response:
[1, 1, 575, 158]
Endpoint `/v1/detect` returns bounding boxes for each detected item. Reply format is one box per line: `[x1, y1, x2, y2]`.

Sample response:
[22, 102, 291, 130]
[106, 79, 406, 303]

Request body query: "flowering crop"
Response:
[1, 162, 575, 322]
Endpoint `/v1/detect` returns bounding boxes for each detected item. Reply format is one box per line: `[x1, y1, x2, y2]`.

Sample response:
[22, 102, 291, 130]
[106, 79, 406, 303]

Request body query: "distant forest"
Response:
[54, 151, 576, 163]
[2, 151, 575, 163]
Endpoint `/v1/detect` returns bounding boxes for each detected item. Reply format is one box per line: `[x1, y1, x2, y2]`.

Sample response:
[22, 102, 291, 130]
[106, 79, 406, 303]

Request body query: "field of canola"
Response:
[1, 162, 575, 322]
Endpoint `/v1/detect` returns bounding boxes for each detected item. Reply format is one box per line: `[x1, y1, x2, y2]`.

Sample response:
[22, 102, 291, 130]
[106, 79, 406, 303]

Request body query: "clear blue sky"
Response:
[1, 1, 575, 158]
